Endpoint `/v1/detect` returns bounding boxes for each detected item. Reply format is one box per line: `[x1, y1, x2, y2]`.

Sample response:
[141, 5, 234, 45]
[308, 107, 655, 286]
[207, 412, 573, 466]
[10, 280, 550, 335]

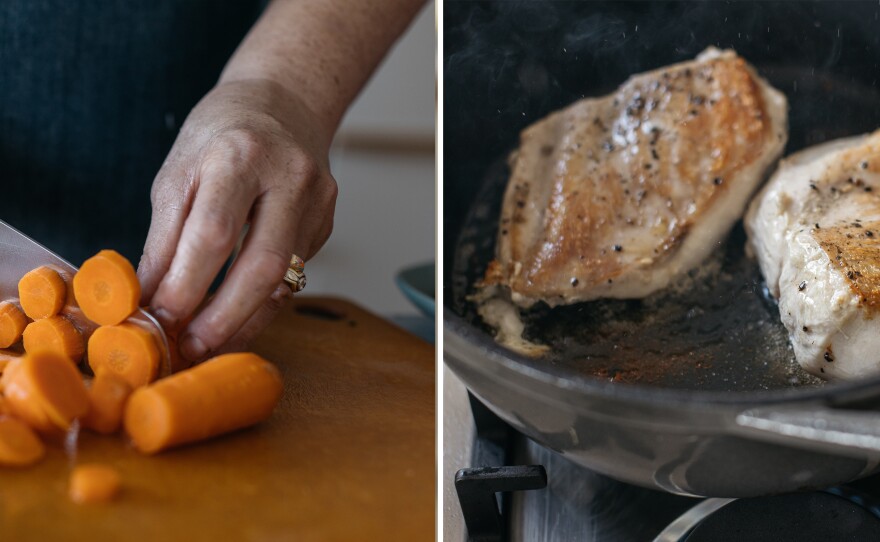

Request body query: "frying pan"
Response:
[444, 1, 880, 497]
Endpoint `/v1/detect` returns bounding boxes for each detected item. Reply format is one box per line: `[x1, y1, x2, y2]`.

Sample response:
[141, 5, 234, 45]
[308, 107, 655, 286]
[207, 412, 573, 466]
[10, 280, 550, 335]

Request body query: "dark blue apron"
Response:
[0, 1, 263, 266]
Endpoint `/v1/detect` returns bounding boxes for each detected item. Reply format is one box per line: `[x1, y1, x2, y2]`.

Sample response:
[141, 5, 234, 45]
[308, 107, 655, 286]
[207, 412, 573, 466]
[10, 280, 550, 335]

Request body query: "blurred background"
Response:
[303, 2, 435, 339]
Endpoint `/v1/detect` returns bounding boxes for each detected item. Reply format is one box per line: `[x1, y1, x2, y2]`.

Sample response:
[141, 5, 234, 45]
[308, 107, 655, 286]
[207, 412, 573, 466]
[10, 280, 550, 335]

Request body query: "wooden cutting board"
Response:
[0, 297, 435, 541]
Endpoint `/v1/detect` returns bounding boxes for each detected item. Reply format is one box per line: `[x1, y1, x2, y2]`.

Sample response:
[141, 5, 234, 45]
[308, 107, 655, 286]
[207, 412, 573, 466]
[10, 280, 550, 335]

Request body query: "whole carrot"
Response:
[124, 353, 283, 454]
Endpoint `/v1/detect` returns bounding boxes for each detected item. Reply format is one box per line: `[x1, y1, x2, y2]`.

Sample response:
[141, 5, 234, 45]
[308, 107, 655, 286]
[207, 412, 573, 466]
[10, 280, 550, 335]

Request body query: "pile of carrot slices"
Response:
[0, 250, 284, 503]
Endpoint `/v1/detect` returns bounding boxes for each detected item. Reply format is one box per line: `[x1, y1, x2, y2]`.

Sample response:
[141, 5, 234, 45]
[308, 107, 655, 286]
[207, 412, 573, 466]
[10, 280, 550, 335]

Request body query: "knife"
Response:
[0, 219, 171, 376]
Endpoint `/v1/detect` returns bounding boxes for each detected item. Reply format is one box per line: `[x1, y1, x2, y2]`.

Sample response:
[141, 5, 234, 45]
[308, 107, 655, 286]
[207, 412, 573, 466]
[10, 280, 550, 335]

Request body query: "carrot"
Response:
[69, 464, 121, 504]
[0, 301, 28, 348]
[22, 316, 85, 363]
[0, 395, 9, 416]
[0, 351, 19, 378]
[88, 323, 160, 389]
[0, 416, 46, 467]
[124, 352, 283, 454]
[3, 350, 89, 432]
[18, 266, 67, 320]
[73, 250, 140, 326]
[82, 372, 133, 434]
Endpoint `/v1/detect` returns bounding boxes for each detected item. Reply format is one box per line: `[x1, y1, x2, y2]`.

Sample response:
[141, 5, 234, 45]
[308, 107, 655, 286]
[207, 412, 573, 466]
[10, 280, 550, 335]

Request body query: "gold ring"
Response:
[283, 255, 306, 292]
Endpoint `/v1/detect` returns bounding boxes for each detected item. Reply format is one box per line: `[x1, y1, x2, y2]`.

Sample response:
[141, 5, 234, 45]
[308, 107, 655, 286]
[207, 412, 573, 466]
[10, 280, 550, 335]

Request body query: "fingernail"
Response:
[180, 334, 208, 362]
[151, 307, 177, 330]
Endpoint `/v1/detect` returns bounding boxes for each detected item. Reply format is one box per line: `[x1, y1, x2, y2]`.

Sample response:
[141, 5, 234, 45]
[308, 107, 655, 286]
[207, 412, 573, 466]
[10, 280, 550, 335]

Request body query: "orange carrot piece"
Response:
[82, 372, 133, 434]
[0, 301, 28, 348]
[0, 416, 45, 467]
[22, 316, 84, 363]
[18, 266, 67, 320]
[69, 464, 121, 503]
[88, 323, 160, 389]
[73, 250, 140, 326]
[3, 351, 89, 432]
[124, 352, 283, 454]
[0, 395, 9, 416]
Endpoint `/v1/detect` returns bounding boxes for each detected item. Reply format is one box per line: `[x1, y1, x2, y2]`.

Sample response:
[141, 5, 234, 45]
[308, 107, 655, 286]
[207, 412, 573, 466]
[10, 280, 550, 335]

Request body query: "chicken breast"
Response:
[482, 48, 788, 308]
[746, 131, 880, 380]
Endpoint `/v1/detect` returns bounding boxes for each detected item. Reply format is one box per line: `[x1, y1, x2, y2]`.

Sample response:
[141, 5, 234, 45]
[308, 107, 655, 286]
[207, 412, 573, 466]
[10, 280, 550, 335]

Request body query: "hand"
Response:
[137, 78, 338, 364]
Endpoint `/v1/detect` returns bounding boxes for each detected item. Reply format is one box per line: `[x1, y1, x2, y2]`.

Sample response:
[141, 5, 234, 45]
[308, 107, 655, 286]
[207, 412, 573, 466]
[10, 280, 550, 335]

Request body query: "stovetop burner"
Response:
[660, 490, 880, 541]
[454, 391, 880, 542]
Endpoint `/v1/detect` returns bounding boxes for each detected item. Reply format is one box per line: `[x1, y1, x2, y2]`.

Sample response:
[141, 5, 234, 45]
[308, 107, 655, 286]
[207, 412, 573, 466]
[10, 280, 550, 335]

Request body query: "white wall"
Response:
[304, 3, 435, 318]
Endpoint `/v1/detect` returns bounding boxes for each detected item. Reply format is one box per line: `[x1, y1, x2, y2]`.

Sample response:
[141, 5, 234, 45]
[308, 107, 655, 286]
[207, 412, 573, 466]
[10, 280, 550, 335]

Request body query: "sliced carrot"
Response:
[0, 416, 45, 467]
[22, 316, 85, 363]
[82, 371, 133, 434]
[73, 250, 140, 326]
[3, 350, 89, 432]
[69, 464, 121, 503]
[0, 301, 28, 348]
[124, 352, 283, 454]
[88, 323, 160, 389]
[18, 266, 67, 320]
[2, 357, 55, 434]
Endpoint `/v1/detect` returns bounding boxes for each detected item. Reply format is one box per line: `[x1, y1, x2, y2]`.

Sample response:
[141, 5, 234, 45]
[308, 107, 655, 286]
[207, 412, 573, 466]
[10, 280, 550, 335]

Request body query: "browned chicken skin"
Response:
[483, 48, 788, 309]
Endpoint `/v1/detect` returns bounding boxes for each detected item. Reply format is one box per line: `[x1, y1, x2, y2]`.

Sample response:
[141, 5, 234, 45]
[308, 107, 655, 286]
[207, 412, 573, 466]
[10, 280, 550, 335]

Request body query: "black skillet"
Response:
[444, 1, 880, 497]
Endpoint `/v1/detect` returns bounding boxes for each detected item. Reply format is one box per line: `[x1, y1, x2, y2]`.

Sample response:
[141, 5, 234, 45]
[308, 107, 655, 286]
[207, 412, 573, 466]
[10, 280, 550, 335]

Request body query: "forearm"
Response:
[219, 0, 427, 145]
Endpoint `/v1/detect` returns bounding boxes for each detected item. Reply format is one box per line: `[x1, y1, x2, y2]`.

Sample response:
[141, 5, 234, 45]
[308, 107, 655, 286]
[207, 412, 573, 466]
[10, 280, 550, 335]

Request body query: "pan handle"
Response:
[734, 405, 880, 458]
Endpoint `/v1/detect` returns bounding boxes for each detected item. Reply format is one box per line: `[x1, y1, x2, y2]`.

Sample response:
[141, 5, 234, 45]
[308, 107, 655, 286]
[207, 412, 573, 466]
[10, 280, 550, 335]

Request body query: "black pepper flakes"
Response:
[613, 245, 623, 252]
[866, 187, 874, 192]
[713, 177, 723, 185]
[570, 278, 579, 287]
[868, 231, 875, 237]
[651, 149, 659, 160]
[803, 326, 810, 332]
[824, 350, 834, 363]
[862, 161, 869, 169]
[809, 183, 818, 191]
[815, 223, 821, 230]
[798, 281, 807, 291]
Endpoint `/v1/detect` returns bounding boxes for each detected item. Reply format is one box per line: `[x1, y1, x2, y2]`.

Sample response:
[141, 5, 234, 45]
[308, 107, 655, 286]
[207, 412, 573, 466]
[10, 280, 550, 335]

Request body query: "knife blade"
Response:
[0, 219, 171, 376]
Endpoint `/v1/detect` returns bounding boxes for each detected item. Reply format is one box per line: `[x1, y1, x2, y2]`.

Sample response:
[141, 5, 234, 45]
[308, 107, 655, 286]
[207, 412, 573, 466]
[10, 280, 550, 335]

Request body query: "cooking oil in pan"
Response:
[452, 159, 822, 392]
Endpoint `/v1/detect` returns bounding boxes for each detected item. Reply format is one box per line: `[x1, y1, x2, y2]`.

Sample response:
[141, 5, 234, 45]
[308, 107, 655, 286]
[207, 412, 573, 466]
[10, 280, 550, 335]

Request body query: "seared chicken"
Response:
[481, 48, 788, 309]
[746, 131, 880, 380]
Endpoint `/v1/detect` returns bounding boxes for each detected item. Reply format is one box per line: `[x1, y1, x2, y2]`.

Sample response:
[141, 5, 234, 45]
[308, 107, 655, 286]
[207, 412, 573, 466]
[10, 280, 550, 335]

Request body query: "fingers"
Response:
[179, 172, 336, 362]
[137, 161, 193, 305]
[177, 190, 300, 361]
[148, 138, 262, 331]
[211, 284, 293, 357]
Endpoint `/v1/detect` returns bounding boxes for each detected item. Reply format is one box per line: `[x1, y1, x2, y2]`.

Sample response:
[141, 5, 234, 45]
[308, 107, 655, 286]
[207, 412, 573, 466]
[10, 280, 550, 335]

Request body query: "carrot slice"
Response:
[69, 464, 121, 503]
[82, 371, 133, 434]
[3, 351, 89, 432]
[18, 266, 67, 320]
[0, 416, 46, 467]
[88, 323, 160, 389]
[124, 352, 283, 454]
[22, 316, 85, 363]
[2, 357, 55, 434]
[0, 301, 28, 348]
[73, 250, 140, 326]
